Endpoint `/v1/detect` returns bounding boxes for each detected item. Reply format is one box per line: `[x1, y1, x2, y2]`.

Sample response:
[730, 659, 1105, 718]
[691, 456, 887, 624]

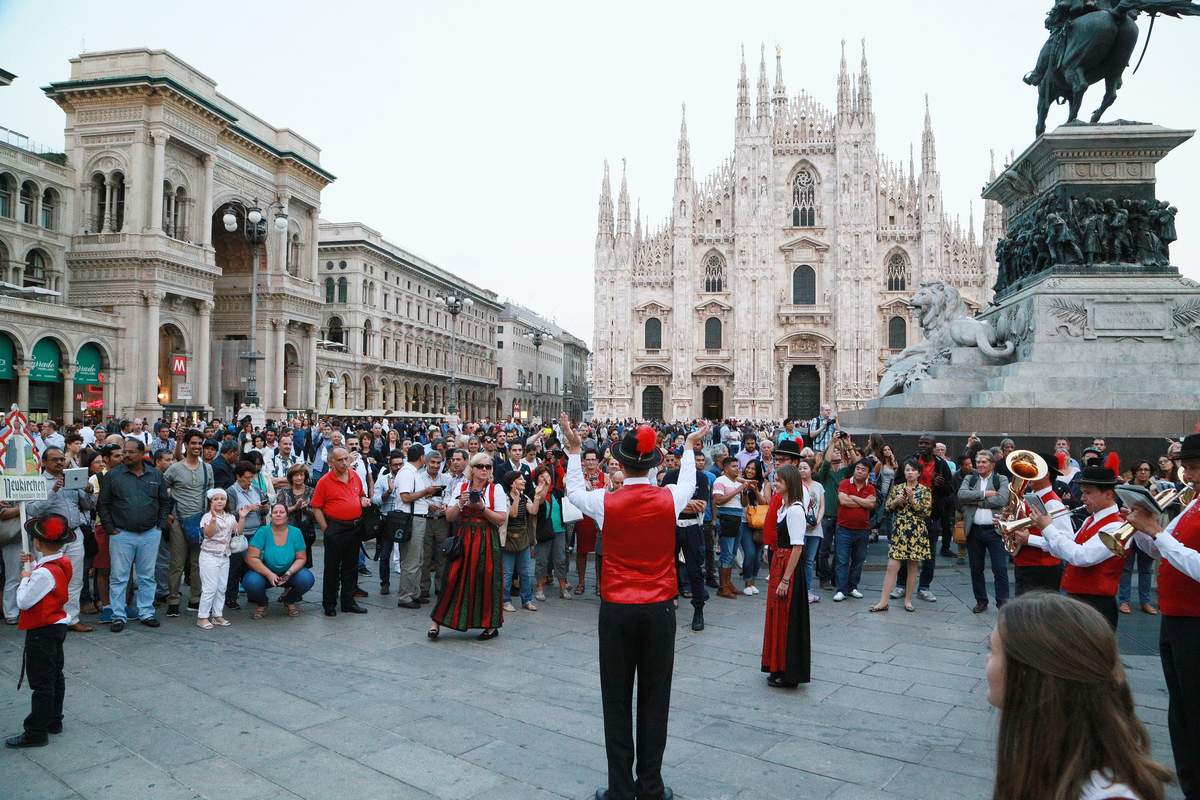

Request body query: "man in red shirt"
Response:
[834, 459, 877, 602]
[310, 447, 370, 617]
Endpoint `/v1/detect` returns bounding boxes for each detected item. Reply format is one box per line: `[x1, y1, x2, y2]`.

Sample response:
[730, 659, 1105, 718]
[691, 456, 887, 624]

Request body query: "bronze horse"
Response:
[1033, 0, 1200, 136]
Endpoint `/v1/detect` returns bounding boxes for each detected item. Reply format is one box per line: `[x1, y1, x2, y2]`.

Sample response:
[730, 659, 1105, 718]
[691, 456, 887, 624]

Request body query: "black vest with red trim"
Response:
[1159, 501, 1200, 618]
[1061, 511, 1124, 597]
[600, 484, 678, 604]
[18, 557, 72, 631]
[1013, 489, 1065, 568]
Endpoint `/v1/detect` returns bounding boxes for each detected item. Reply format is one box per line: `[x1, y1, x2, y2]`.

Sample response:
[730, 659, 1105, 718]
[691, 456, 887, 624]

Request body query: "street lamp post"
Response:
[524, 325, 553, 420]
[437, 292, 473, 419]
[222, 199, 288, 423]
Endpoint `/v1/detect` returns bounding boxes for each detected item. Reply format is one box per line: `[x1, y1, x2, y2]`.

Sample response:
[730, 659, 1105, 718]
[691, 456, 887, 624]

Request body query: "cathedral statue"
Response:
[1024, 0, 1200, 136]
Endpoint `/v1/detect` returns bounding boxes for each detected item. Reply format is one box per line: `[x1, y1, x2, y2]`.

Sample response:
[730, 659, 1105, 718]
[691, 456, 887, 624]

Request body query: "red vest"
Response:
[600, 483, 678, 604]
[1013, 489, 1065, 568]
[1159, 501, 1200, 618]
[762, 492, 784, 548]
[1061, 511, 1125, 597]
[18, 557, 72, 631]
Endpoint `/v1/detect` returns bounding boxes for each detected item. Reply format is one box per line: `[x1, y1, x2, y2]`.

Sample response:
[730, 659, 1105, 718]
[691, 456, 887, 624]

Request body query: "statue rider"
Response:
[1024, 0, 1107, 85]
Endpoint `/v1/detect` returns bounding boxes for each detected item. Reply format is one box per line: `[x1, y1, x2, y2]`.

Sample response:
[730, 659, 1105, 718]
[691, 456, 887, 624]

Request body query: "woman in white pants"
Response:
[198, 489, 251, 630]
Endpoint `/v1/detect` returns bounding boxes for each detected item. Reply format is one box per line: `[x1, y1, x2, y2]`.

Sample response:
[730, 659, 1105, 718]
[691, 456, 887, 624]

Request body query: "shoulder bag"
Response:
[229, 519, 250, 554]
[745, 504, 768, 530]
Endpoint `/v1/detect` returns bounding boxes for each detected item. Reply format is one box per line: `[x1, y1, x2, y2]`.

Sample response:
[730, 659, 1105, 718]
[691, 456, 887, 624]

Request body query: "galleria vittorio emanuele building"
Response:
[591, 42, 1001, 421]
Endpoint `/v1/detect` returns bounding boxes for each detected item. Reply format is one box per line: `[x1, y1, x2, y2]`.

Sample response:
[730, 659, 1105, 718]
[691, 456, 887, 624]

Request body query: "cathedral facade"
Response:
[591, 44, 1001, 421]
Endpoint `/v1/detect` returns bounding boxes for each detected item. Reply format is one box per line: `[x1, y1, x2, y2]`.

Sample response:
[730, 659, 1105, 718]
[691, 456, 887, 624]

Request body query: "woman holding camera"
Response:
[870, 459, 932, 613]
[429, 453, 508, 640]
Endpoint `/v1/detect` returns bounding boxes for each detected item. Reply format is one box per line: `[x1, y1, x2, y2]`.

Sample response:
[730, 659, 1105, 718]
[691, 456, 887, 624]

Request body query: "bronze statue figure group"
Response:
[1025, 0, 1200, 136]
[994, 195, 1177, 293]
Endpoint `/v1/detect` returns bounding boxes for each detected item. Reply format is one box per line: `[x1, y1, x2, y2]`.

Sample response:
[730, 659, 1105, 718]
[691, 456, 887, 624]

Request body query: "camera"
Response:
[468, 489, 482, 504]
[433, 485, 446, 495]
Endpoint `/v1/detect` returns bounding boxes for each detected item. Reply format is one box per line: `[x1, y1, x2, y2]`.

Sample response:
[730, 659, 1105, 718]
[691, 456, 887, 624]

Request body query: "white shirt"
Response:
[16, 551, 69, 624]
[394, 462, 420, 513]
[713, 475, 743, 510]
[777, 501, 808, 545]
[1023, 486, 1074, 551]
[349, 454, 370, 497]
[413, 468, 438, 515]
[974, 506, 995, 526]
[1030, 503, 1125, 567]
[270, 451, 302, 479]
[802, 481, 824, 537]
[1134, 497, 1200, 582]
[564, 450, 696, 530]
[449, 481, 509, 514]
[79, 426, 97, 447]
[127, 430, 152, 447]
[1080, 770, 1139, 800]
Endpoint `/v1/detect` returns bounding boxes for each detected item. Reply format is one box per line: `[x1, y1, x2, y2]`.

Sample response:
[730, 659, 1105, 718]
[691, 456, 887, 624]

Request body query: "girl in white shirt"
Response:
[197, 489, 251, 630]
[985, 593, 1171, 800]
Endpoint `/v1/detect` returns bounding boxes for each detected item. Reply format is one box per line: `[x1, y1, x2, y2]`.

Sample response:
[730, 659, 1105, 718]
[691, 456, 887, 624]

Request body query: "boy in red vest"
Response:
[561, 413, 709, 800]
[1017, 466, 1125, 628]
[1125, 432, 1200, 799]
[6, 513, 74, 748]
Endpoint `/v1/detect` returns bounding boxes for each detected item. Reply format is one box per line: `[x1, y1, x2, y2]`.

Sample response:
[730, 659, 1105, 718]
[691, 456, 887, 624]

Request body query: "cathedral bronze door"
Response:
[787, 366, 820, 421]
[642, 386, 664, 420]
[702, 386, 723, 420]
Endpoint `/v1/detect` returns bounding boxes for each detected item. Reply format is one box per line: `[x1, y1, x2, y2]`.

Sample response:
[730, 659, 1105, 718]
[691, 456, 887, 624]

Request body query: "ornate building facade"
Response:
[592, 44, 1000, 420]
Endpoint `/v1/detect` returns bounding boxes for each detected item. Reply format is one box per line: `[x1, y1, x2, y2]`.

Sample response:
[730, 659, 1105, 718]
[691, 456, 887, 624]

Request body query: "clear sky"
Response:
[1, 0, 1196, 345]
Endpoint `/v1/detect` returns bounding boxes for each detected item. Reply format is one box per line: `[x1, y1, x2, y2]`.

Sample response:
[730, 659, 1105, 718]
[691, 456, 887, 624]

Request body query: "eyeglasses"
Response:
[475, 464, 493, 470]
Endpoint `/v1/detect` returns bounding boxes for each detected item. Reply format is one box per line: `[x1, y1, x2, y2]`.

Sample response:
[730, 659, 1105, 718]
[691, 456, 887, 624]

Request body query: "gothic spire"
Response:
[676, 103, 691, 179]
[737, 44, 750, 126]
[634, 198, 642, 243]
[921, 94, 938, 174]
[616, 157, 630, 237]
[772, 45, 787, 119]
[988, 148, 997, 181]
[756, 43, 770, 126]
[597, 159, 613, 239]
[858, 38, 872, 117]
[837, 39, 851, 118]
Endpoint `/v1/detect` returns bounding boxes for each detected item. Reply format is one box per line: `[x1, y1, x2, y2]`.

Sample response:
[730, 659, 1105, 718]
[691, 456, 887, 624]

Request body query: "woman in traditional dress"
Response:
[761, 464, 811, 688]
[429, 452, 507, 640]
[870, 459, 932, 613]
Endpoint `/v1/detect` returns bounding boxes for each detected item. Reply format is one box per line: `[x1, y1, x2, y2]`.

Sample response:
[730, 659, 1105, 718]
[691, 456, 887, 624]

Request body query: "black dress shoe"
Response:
[110, 619, 126, 632]
[691, 608, 705, 632]
[397, 599, 421, 609]
[47, 722, 62, 735]
[594, 790, 609, 800]
[358, 566, 372, 577]
[767, 675, 799, 689]
[140, 617, 161, 628]
[972, 601, 989, 614]
[226, 600, 241, 610]
[323, 608, 337, 617]
[187, 600, 200, 611]
[340, 603, 369, 614]
[379, 585, 390, 595]
[166, 604, 180, 617]
[5, 732, 49, 748]
[354, 588, 369, 598]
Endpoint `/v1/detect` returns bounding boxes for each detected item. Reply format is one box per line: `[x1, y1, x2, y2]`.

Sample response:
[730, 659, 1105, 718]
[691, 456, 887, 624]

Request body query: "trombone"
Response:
[1101, 468, 1196, 558]
[998, 450, 1049, 555]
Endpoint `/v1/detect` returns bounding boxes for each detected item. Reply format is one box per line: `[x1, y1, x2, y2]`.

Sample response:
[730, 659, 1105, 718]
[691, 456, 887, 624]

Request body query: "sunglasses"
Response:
[475, 464, 493, 470]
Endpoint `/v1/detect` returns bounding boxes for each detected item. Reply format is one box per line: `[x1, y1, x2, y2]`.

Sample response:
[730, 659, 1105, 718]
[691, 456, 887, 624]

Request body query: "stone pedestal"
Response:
[844, 122, 1199, 440]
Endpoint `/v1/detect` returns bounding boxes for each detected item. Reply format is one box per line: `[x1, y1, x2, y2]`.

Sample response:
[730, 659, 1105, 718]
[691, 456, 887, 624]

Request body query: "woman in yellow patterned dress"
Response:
[870, 460, 931, 613]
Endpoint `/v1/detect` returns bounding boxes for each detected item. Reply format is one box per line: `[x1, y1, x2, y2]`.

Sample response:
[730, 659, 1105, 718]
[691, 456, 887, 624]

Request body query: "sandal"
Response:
[285, 603, 299, 618]
[560, 585, 570, 599]
[252, 605, 267, 620]
[212, 617, 232, 627]
[573, 584, 585, 596]
[427, 625, 440, 640]
[477, 628, 499, 641]
[869, 604, 889, 613]
[196, 619, 214, 630]
[904, 603, 915, 612]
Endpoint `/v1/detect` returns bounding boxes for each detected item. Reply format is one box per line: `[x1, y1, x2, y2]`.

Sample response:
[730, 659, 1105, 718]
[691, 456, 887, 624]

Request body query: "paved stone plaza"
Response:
[0, 544, 1181, 800]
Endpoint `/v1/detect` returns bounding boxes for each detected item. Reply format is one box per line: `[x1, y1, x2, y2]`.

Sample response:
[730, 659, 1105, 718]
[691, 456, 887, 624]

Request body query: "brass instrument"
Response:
[998, 450, 1049, 555]
[1101, 470, 1196, 557]
[997, 506, 1076, 537]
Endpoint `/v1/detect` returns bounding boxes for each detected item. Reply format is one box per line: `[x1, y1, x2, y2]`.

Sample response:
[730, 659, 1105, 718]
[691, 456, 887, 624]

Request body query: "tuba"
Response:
[1101, 468, 1196, 558]
[998, 450, 1049, 555]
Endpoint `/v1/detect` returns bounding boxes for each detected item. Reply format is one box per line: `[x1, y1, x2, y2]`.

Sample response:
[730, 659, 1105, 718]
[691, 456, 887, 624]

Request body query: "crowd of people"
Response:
[2, 410, 1197, 800]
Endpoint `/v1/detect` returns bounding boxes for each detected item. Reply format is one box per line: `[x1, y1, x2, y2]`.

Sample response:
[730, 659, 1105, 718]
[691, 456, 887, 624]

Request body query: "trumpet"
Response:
[1100, 476, 1196, 558]
[998, 450, 1049, 555]
[997, 506, 1075, 538]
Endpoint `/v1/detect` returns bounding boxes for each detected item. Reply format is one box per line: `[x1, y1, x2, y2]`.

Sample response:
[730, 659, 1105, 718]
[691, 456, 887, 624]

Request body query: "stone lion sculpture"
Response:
[879, 282, 1015, 397]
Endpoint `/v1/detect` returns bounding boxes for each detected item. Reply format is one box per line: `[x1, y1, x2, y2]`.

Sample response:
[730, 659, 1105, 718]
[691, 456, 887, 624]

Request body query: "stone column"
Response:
[101, 179, 114, 234]
[144, 291, 164, 406]
[149, 131, 167, 233]
[271, 319, 286, 412]
[202, 155, 215, 248]
[196, 300, 213, 410]
[61, 363, 75, 425]
[15, 365, 30, 412]
[305, 326, 318, 410]
[275, 196, 290, 275]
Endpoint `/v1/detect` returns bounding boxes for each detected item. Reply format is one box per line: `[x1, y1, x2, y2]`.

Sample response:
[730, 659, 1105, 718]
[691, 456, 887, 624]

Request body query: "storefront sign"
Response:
[75, 343, 102, 384]
[30, 339, 61, 383]
[0, 333, 13, 380]
[172, 354, 188, 376]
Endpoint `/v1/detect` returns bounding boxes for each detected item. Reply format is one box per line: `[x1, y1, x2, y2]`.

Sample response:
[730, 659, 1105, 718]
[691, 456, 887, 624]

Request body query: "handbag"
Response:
[745, 504, 768, 530]
[229, 531, 248, 554]
[953, 518, 966, 545]
[385, 510, 413, 544]
[440, 534, 463, 561]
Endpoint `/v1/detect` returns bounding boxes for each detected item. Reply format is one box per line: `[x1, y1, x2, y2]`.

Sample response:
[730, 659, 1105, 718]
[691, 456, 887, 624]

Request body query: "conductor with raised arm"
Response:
[562, 413, 709, 800]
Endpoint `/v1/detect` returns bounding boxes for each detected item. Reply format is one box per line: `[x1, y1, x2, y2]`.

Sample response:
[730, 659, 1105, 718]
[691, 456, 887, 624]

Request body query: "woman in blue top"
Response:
[242, 502, 314, 619]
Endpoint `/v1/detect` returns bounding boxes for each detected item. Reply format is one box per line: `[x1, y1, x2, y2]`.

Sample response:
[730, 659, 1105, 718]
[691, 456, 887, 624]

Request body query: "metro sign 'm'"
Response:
[172, 355, 188, 376]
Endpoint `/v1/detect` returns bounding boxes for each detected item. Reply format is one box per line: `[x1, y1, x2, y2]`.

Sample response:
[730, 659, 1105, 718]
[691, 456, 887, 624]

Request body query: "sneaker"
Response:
[534, 590, 546, 602]
[502, 601, 517, 613]
[166, 604, 180, 618]
[889, 587, 904, 599]
[849, 589, 864, 599]
[523, 602, 538, 612]
[833, 591, 846, 602]
[186, 601, 200, 612]
[918, 589, 937, 603]
[743, 586, 755, 596]
[807, 593, 820, 604]
[750, 585, 760, 595]
[97, 608, 113, 624]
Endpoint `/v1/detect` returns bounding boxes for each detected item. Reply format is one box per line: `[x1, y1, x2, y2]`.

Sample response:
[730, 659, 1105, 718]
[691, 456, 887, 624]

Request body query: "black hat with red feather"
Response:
[25, 513, 76, 545]
[611, 425, 663, 470]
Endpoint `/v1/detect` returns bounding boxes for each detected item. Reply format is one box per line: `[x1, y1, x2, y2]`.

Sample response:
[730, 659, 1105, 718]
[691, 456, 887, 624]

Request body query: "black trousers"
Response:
[702, 521, 717, 583]
[817, 517, 836, 584]
[966, 525, 1010, 606]
[376, 513, 407, 590]
[1161, 615, 1200, 800]
[598, 599, 676, 800]
[23, 624, 67, 738]
[1013, 564, 1063, 596]
[322, 518, 362, 610]
[1071, 592, 1118, 630]
[675, 525, 705, 609]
